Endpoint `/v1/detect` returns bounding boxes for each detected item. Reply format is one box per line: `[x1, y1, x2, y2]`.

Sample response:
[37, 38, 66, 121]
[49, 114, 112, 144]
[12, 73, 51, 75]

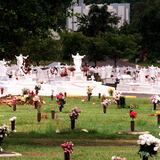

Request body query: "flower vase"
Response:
[116, 100, 120, 108]
[103, 105, 106, 113]
[64, 152, 70, 160]
[157, 115, 160, 125]
[0, 88, 4, 94]
[51, 110, 55, 119]
[51, 95, 53, 101]
[154, 103, 157, 110]
[11, 120, 15, 131]
[34, 101, 38, 109]
[142, 156, 148, 160]
[98, 93, 101, 99]
[87, 93, 91, 101]
[13, 104, 16, 111]
[130, 120, 135, 132]
[59, 106, 63, 112]
[37, 112, 41, 122]
[71, 119, 75, 130]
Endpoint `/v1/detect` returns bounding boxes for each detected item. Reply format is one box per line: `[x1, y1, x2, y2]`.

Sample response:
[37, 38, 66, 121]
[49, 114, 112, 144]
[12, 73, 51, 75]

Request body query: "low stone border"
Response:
[0, 151, 22, 157]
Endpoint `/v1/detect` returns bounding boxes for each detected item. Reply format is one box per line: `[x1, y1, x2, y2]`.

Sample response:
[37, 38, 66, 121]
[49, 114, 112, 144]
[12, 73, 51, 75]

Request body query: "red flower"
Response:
[61, 141, 74, 153]
[129, 110, 137, 119]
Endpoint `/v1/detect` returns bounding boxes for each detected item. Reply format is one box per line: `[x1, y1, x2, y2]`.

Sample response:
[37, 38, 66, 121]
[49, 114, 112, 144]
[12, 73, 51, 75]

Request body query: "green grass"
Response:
[0, 96, 160, 159]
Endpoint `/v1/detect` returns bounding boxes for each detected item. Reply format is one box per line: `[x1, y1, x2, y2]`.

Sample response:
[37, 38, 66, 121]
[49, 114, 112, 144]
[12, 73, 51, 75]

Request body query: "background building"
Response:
[66, 0, 130, 31]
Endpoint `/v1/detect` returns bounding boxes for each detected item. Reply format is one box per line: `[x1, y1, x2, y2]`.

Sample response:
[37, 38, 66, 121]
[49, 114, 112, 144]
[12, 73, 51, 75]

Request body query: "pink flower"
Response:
[61, 141, 74, 153]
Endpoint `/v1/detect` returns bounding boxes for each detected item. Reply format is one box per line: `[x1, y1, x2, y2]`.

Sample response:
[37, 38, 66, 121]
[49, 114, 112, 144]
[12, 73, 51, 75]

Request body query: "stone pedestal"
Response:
[71, 72, 86, 81]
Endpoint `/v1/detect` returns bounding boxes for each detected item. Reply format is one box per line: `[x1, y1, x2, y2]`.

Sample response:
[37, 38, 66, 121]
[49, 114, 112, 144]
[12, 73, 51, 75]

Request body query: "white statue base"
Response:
[71, 71, 86, 81]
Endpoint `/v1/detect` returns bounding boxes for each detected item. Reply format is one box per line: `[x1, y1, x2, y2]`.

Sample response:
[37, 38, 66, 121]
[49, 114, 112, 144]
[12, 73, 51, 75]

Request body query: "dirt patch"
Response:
[23, 151, 57, 157]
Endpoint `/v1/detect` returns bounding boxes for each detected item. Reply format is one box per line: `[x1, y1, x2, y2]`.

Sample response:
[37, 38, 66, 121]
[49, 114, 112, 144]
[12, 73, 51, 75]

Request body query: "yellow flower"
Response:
[156, 111, 160, 115]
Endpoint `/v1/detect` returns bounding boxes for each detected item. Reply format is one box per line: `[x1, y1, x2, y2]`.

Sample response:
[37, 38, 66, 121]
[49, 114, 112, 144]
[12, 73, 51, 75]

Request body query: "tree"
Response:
[103, 33, 141, 67]
[61, 32, 88, 64]
[19, 36, 62, 65]
[137, 0, 160, 60]
[77, 4, 119, 36]
[0, 0, 72, 59]
[86, 37, 108, 66]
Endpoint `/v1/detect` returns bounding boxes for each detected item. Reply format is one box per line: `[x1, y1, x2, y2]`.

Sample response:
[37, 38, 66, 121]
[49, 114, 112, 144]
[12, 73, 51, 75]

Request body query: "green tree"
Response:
[77, 4, 119, 36]
[61, 32, 88, 64]
[103, 33, 141, 66]
[137, 0, 160, 60]
[0, 0, 72, 59]
[19, 36, 62, 65]
[86, 37, 108, 66]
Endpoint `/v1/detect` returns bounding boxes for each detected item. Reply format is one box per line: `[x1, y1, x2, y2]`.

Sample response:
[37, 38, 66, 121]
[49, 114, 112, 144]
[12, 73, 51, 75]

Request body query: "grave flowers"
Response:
[129, 110, 137, 132]
[0, 124, 9, 152]
[56, 93, 66, 112]
[151, 95, 159, 110]
[138, 134, 160, 160]
[69, 107, 81, 130]
[113, 91, 121, 107]
[61, 141, 74, 160]
[101, 98, 111, 113]
[9, 116, 16, 132]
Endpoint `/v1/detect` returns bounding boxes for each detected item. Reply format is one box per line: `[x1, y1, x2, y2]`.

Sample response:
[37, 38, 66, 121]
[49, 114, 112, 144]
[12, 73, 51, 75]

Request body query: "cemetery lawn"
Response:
[1, 96, 160, 159]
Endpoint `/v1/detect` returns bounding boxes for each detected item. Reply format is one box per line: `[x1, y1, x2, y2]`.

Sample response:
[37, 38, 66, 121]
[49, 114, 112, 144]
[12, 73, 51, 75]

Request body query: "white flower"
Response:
[56, 129, 60, 133]
[81, 129, 88, 133]
[0, 147, 3, 152]
[111, 156, 116, 160]
[154, 146, 159, 151]
[9, 116, 17, 121]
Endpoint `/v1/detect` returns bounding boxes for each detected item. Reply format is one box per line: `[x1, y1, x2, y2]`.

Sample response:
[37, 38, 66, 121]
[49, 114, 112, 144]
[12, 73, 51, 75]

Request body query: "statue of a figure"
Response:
[0, 59, 7, 77]
[72, 53, 85, 72]
[15, 54, 28, 68]
[0, 59, 7, 66]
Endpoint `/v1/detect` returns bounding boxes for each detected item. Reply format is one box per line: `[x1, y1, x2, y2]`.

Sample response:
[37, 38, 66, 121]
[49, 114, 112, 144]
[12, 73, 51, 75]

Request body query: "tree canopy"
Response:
[77, 4, 120, 37]
[0, 0, 72, 59]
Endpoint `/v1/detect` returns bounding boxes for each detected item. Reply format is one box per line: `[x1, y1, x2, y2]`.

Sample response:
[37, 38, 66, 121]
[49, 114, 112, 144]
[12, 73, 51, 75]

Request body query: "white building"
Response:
[66, 1, 130, 31]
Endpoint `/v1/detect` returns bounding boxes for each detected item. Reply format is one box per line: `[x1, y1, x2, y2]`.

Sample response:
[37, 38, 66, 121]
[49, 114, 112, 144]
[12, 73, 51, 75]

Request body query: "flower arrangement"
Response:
[113, 91, 121, 99]
[56, 92, 66, 112]
[67, 66, 75, 72]
[151, 95, 159, 104]
[61, 141, 74, 153]
[138, 134, 160, 159]
[108, 88, 114, 96]
[69, 107, 81, 120]
[0, 124, 9, 152]
[111, 156, 127, 160]
[129, 110, 137, 120]
[101, 99, 111, 106]
[129, 110, 137, 132]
